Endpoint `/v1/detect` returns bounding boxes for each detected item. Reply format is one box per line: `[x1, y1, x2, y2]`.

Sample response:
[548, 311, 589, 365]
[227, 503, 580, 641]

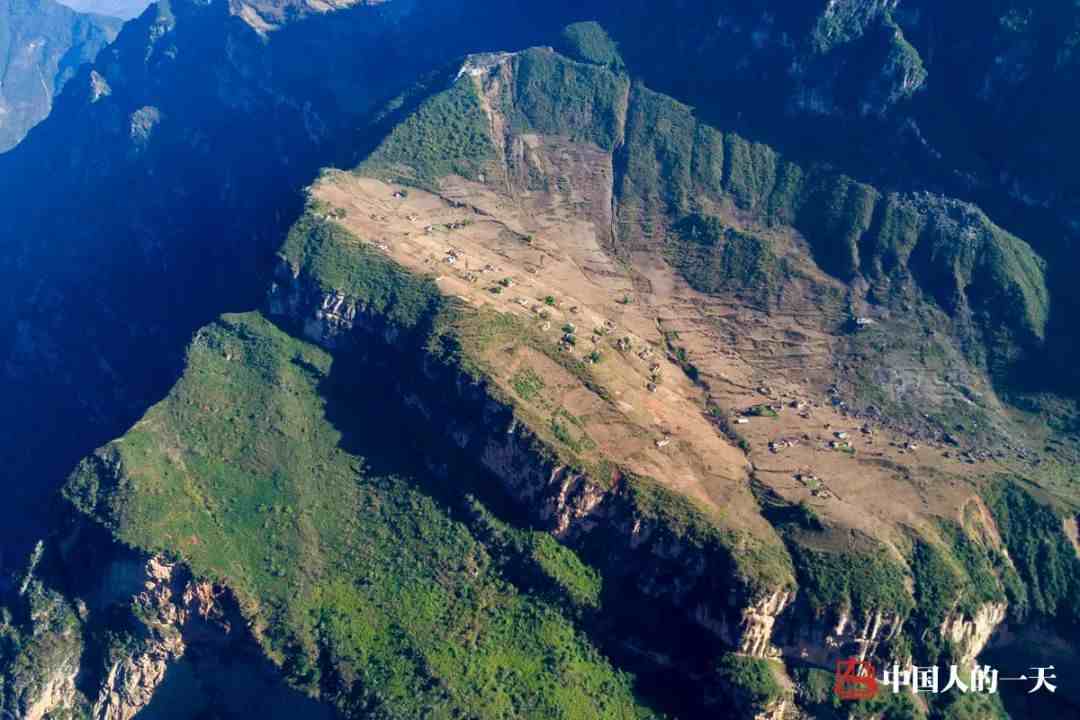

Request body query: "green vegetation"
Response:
[462, 497, 603, 619]
[527, 533, 603, 612]
[746, 404, 779, 418]
[936, 521, 1011, 614]
[849, 690, 924, 720]
[934, 692, 1009, 720]
[793, 665, 835, 707]
[605, 67, 1048, 366]
[361, 76, 494, 187]
[794, 665, 925, 719]
[617, 84, 700, 238]
[550, 410, 595, 454]
[810, 1, 887, 53]
[882, 19, 927, 103]
[797, 174, 877, 279]
[0, 581, 85, 717]
[622, 474, 794, 595]
[984, 479, 1080, 624]
[511, 367, 546, 401]
[715, 654, 783, 713]
[557, 22, 625, 70]
[723, 134, 779, 212]
[666, 214, 780, 298]
[65, 313, 659, 719]
[789, 544, 913, 616]
[281, 210, 441, 330]
[511, 48, 628, 151]
[909, 540, 965, 662]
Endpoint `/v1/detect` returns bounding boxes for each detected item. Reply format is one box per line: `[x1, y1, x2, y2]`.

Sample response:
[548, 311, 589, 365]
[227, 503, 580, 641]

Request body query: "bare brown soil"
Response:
[309, 78, 1027, 555]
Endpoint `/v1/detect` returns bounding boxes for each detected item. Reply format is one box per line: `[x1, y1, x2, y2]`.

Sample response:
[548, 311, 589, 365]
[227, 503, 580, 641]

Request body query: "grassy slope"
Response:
[358, 41, 1049, 366]
[613, 75, 1049, 362]
[510, 48, 629, 152]
[360, 75, 496, 188]
[65, 313, 659, 719]
[664, 213, 784, 301]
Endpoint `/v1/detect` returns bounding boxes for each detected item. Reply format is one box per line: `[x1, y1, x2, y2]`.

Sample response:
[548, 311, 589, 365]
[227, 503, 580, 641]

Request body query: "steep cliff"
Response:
[0, 534, 337, 719]
[0, 581, 84, 718]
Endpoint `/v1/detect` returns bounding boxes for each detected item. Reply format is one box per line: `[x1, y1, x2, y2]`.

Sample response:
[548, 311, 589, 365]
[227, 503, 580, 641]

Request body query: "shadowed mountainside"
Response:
[0, 0, 592, 558]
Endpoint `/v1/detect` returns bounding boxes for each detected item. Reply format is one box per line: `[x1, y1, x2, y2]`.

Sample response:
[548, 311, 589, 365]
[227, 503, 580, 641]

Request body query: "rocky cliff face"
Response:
[3, 540, 310, 720]
[1, 582, 85, 719]
[268, 260, 787, 653]
[5, 554, 231, 720]
[20, 639, 81, 720]
[940, 601, 1007, 668]
[90, 556, 224, 720]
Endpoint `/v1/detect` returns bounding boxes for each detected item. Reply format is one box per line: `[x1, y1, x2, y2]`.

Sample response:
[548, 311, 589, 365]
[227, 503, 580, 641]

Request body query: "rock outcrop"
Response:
[92, 556, 226, 720]
[776, 606, 907, 666]
[940, 601, 1008, 668]
[21, 650, 81, 720]
[3, 582, 85, 720]
[92, 557, 182, 720]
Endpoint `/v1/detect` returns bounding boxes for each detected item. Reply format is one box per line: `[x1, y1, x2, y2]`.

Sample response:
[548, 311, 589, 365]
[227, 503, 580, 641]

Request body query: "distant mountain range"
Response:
[54, 0, 149, 20]
[0, 0, 120, 151]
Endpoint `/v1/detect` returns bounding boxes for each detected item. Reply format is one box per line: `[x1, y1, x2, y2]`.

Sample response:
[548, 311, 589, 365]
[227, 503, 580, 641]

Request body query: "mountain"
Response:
[1, 2, 1080, 720]
[586, 0, 1080, 394]
[0, 0, 120, 151]
[8, 37, 1080, 720]
[54, 0, 150, 20]
[0, 0, 587, 552]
